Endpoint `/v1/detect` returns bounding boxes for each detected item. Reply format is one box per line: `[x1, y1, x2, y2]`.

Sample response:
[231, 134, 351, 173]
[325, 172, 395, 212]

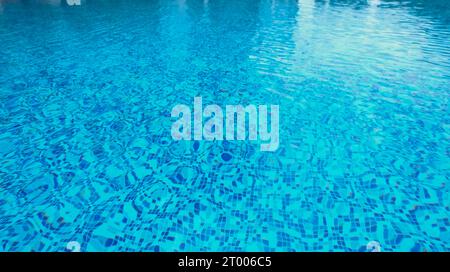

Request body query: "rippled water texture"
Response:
[0, 0, 449, 251]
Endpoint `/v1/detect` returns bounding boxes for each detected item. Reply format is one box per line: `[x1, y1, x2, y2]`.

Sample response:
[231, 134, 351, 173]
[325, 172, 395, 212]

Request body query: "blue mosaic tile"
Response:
[0, 0, 449, 252]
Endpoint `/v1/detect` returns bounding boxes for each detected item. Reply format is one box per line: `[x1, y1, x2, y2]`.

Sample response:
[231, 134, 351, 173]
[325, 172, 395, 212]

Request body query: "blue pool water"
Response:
[0, 0, 449, 252]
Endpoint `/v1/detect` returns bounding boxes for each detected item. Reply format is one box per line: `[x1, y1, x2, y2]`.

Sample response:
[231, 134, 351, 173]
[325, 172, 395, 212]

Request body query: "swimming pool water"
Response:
[0, 0, 449, 252]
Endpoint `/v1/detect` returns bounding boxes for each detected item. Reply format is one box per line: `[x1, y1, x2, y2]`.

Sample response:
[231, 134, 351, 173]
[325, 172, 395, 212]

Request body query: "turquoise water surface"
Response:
[0, 0, 449, 251]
